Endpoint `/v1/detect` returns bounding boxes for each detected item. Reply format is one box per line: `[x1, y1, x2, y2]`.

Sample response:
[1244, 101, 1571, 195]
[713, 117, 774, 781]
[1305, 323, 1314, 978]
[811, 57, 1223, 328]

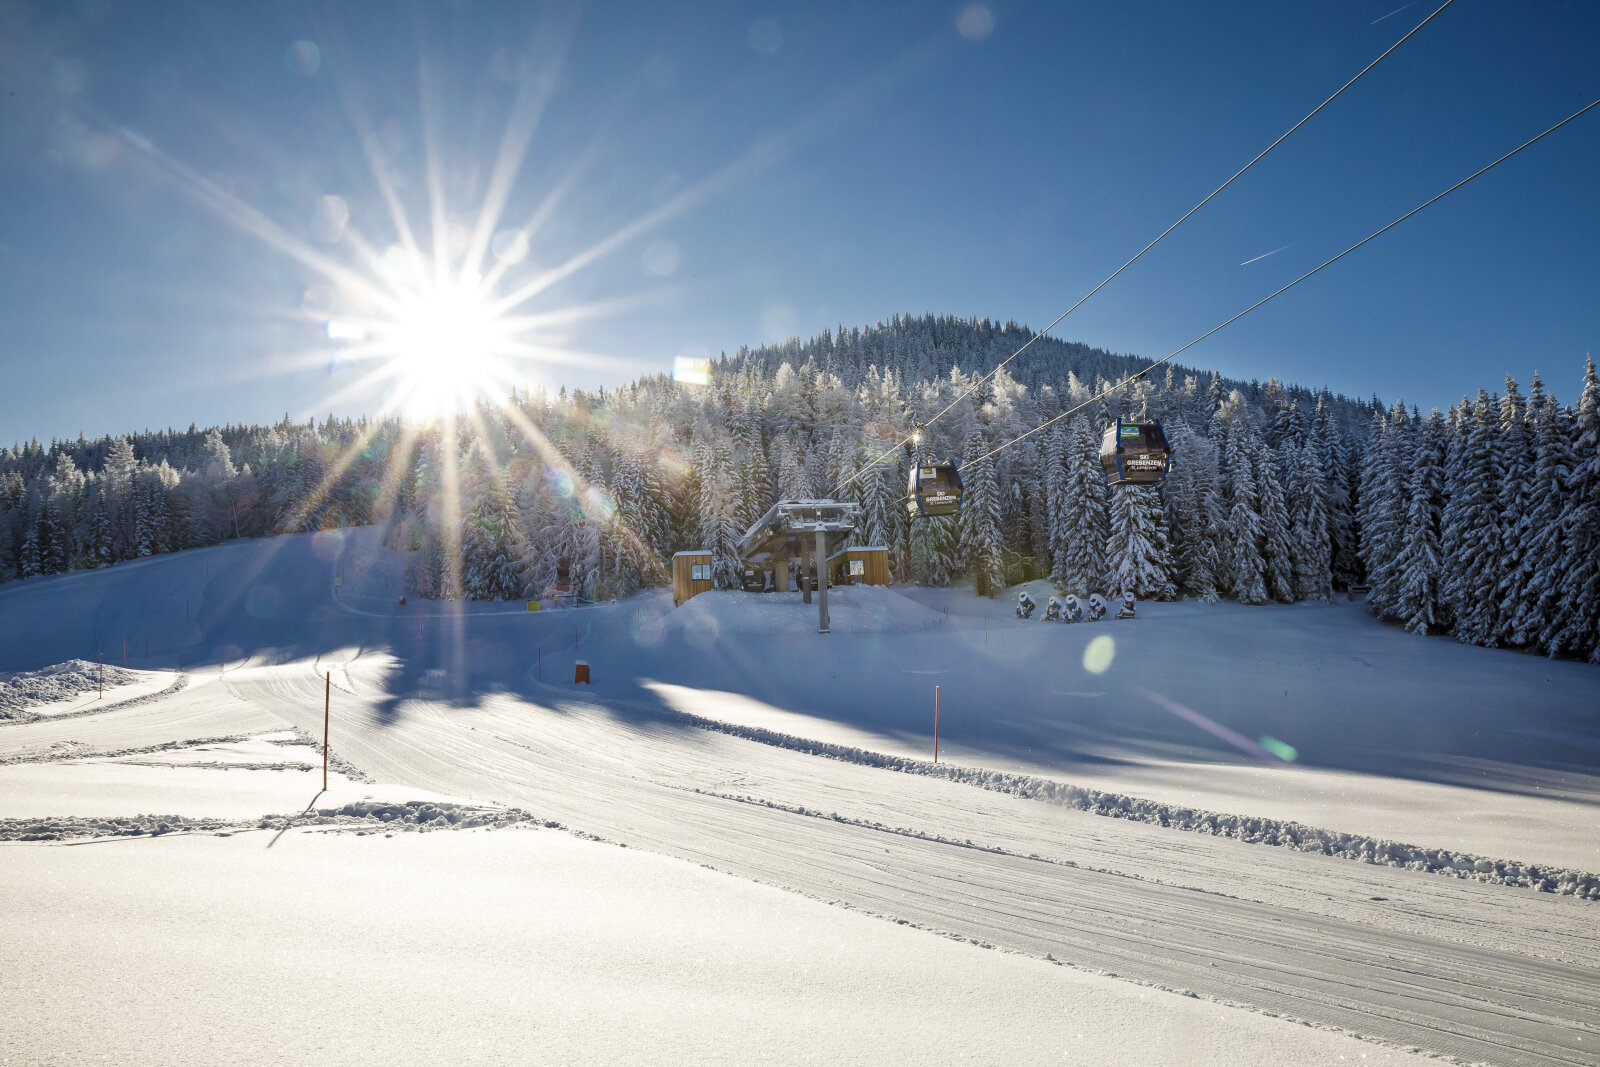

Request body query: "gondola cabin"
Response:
[907, 461, 964, 517]
[1099, 419, 1171, 487]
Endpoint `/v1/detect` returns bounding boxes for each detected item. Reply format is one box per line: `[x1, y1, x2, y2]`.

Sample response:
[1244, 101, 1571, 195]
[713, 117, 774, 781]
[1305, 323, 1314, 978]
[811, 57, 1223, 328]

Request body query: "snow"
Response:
[655, 586, 947, 636]
[2, 529, 1599, 1064]
[0, 659, 174, 720]
[0, 830, 1434, 1067]
[0, 736, 480, 822]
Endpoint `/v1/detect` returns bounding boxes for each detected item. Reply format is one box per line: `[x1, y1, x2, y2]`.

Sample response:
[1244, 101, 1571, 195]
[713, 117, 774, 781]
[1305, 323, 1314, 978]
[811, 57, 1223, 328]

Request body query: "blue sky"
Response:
[0, 0, 1596, 444]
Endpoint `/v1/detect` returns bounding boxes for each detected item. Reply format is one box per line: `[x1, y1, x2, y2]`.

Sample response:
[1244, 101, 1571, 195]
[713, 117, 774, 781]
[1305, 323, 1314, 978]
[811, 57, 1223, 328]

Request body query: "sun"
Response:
[373, 281, 508, 418]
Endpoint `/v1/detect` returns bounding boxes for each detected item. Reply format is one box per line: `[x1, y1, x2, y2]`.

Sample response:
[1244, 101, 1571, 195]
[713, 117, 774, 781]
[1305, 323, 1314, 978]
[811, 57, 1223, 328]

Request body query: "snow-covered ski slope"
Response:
[2, 526, 1599, 1065]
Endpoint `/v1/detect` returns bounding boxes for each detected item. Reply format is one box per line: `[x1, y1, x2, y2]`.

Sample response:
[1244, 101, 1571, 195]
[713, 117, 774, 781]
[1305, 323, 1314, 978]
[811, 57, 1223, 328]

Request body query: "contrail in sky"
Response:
[1239, 243, 1293, 266]
[1370, 2, 1417, 26]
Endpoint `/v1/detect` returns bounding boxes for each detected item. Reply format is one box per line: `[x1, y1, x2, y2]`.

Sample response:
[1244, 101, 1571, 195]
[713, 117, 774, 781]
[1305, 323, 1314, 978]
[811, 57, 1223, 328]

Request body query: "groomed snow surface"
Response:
[2, 526, 1598, 1065]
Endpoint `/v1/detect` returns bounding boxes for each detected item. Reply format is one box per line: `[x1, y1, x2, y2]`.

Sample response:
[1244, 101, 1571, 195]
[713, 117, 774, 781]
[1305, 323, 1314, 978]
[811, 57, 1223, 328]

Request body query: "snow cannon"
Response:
[1062, 595, 1083, 623]
[1087, 594, 1107, 622]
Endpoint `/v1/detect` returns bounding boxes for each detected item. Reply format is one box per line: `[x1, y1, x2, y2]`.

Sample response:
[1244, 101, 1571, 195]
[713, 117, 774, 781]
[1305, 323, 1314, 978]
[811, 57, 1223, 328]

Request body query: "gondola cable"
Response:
[957, 96, 1600, 474]
[830, 0, 1459, 499]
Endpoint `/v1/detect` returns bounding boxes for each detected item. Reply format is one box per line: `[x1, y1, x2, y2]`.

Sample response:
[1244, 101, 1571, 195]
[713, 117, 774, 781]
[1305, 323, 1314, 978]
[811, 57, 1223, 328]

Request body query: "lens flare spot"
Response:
[311, 529, 346, 562]
[284, 41, 321, 76]
[642, 241, 679, 277]
[957, 5, 995, 41]
[325, 320, 365, 340]
[583, 486, 616, 522]
[246, 585, 280, 620]
[1083, 634, 1115, 674]
[658, 445, 690, 479]
[673, 356, 711, 386]
[748, 18, 783, 54]
[546, 466, 574, 498]
[1259, 736, 1299, 762]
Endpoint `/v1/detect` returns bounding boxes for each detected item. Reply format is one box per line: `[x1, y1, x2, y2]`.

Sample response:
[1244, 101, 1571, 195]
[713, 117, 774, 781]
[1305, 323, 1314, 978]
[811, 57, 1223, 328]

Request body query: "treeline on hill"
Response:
[1, 314, 1596, 662]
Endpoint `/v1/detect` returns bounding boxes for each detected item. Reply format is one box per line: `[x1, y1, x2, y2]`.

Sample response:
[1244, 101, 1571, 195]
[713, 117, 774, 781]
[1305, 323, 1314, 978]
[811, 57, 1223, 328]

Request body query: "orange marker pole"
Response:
[323, 670, 331, 793]
[934, 685, 940, 764]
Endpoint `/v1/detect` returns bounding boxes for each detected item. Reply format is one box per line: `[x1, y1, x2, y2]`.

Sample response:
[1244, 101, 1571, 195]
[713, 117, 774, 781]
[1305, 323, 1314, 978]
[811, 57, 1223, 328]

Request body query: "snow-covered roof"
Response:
[671, 550, 712, 558]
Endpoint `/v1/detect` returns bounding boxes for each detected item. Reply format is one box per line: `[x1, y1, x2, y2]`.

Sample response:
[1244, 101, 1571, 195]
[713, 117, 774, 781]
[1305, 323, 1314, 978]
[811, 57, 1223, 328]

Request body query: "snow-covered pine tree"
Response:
[465, 457, 528, 602]
[910, 514, 957, 586]
[1284, 441, 1332, 602]
[1252, 439, 1295, 602]
[1546, 357, 1600, 660]
[18, 500, 42, 578]
[694, 433, 744, 589]
[102, 436, 138, 561]
[1358, 405, 1409, 619]
[1103, 483, 1172, 600]
[1058, 416, 1108, 595]
[1219, 423, 1267, 604]
[770, 435, 814, 501]
[1315, 397, 1360, 591]
[957, 430, 1005, 597]
[1045, 427, 1074, 588]
[1440, 389, 1504, 647]
[729, 404, 769, 527]
[1511, 374, 1575, 650]
[1162, 423, 1220, 601]
[1392, 410, 1447, 634]
[1492, 378, 1534, 646]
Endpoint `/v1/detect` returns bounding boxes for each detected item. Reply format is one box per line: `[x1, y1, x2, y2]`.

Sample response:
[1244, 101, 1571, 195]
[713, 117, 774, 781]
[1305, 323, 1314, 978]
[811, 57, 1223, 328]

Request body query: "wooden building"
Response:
[827, 546, 889, 587]
[672, 550, 715, 606]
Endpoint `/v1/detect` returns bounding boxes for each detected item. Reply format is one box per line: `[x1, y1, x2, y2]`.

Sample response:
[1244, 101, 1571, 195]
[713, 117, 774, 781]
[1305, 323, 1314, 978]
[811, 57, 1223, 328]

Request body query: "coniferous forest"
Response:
[2, 313, 1597, 662]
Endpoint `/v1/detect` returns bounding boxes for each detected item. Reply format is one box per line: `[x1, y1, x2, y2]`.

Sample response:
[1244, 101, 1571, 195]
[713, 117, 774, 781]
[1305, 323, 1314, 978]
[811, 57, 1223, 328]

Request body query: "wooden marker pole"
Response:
[934, 685, 940, 764]
[323, 670, 331, 793]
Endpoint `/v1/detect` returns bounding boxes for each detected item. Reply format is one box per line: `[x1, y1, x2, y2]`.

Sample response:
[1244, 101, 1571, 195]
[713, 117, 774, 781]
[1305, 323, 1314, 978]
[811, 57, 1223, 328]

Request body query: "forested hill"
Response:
[2, 314, 1597, 662]
[725, 313, 1375, 437]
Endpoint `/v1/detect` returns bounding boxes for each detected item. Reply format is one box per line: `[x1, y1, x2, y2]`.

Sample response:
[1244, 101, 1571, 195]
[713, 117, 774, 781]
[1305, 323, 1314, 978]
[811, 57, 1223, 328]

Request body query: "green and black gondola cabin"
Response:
[907, 460, 963, 517]
[1099, 418, 1171, 487]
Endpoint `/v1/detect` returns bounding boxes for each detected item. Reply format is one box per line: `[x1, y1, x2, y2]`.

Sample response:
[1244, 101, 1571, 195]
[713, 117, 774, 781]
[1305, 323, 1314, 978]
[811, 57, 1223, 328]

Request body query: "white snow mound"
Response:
[0, 659, 142, 718]
[660, 587, 946, 636]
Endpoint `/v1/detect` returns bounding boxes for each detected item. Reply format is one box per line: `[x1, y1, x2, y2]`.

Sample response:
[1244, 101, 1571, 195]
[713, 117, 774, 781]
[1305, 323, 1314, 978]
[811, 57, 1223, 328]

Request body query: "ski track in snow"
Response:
[2, 528, 1599, 1065]
[208, 662, 1600, 1067]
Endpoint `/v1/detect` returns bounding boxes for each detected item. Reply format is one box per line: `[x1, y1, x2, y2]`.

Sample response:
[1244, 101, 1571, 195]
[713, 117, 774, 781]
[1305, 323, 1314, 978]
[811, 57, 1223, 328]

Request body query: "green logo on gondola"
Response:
[1119, 425, 1140, 437]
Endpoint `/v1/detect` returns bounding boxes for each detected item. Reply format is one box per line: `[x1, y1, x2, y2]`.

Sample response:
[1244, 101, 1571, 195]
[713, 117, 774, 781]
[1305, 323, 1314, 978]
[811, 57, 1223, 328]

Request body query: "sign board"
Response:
[333, 577, 343, 586]
[1120, 425, 1142, 437]
[527, 599, 540, 612]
